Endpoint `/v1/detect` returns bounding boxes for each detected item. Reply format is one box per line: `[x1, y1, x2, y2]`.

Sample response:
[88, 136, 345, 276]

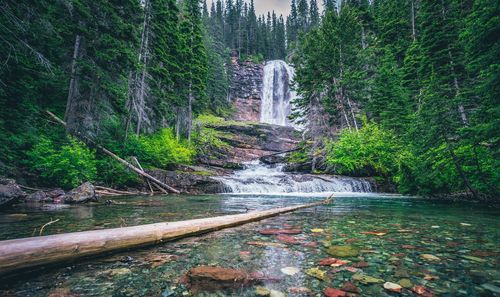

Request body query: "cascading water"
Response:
[217, 160, 372, 195]
[260, 60, 297, 127]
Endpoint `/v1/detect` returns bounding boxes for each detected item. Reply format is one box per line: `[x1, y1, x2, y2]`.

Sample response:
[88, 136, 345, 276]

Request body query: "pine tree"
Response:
[310, 0, 320, 27]
[297, 0, 310, 32]
[179, 0, 208, 140]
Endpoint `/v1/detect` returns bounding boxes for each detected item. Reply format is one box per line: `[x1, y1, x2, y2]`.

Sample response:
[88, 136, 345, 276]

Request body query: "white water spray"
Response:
[261, 60, 297, 126]
[217, 160, 372, 195]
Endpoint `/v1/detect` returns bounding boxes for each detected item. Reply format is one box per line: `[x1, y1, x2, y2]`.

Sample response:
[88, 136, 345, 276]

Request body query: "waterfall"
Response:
[217, 161, 372, 194]
[261, 60, 296, 127]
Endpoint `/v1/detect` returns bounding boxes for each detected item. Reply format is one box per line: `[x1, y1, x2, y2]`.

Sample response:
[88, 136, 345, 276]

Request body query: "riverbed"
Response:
[0, 194, 498, 296]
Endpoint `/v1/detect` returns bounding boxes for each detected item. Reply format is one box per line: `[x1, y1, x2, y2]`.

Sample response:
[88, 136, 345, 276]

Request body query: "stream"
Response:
[0, 193, 498, 296]
[0, 60, 498, 296]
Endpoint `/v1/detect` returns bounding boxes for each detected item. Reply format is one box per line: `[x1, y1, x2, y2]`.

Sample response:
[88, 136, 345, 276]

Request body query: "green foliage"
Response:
[26, 137, 98, 189]
[326, 122, 408, 178]
[96, 158, 141, 188]
[127, 128, 195, 168]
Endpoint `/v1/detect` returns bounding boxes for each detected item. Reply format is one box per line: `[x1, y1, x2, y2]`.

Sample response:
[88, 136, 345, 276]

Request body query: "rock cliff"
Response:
[229, 59, 263, 122]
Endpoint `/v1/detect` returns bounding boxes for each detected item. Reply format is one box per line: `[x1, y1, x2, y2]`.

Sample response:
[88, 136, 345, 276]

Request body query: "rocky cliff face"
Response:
[228, 59, 263, 122]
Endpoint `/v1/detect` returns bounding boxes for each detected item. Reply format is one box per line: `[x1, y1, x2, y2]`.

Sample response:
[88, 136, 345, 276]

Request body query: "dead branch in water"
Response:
[39, 219, 60, 236]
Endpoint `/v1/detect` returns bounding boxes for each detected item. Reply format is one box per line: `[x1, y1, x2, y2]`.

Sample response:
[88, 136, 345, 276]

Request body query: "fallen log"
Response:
[94, 186, 138, 195]
[0, 199, 328, 275]
[46, 110, 179, 194]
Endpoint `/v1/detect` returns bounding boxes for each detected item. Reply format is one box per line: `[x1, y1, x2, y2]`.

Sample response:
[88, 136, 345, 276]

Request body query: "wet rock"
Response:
[276, 234, 299, 244]
[398, 278, 413, 288]
[247, 241, 286, 248]
[411, 285, 434, 297]
[269, 290, 286, 297]
[351, 261, 369, 268]
[0, 178, 26, 207]
[319, 258, 348, 267]
[64, 182, 97, 203]
[280, 267, 300, 276]
[323, 287, 347, 297]
[383, 282, 402, 293]
[104, 268, 132, 276]
[25, 190, 51, 202]
[146, 254, 178, 268]
[47, 188, 66, 199]
[352, 273, 384, 284]
[259, 228, 302, 235]
[147, 168, 225, 194]
[289, 287, 312, 294]
[341, 281, 360, 293]
[305, 267, 327, 281]
[255, 286, 270, 296]
[186, 266, 260, 292]
[327, 245, 360, 257]
[420, 254, 440, 261]
[46, 288, 80, 297]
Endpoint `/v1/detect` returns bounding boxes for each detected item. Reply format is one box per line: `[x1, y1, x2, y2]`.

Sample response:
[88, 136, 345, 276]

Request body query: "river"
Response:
[0, 193, 498, 296]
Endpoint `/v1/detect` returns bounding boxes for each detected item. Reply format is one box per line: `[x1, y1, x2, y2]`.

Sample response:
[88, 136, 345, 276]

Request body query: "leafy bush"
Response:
[27, 136, 98, 189]
[126, 128, 194, 168]
[326, 122, 408, 177]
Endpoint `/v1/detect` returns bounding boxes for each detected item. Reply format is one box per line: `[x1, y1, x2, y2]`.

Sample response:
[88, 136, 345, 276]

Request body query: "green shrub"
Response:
[27, 136, 98, 189]
[126, 128, 194, 168]
[326, 122, 408, 177]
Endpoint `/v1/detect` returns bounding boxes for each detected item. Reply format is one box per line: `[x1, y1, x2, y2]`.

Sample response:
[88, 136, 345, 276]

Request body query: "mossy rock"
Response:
[327, 245, 360, 257]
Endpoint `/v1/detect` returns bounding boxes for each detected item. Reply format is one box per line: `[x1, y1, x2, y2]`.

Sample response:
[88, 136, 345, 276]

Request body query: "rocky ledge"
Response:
[201, 121, 300, 168]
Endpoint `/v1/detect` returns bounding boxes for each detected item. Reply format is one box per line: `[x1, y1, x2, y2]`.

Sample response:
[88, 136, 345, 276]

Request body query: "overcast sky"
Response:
[206, 0, 323, 18]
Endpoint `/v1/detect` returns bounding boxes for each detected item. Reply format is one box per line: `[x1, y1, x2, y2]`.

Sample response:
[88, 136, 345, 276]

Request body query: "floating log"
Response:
[46, 110, 179, 194]
[0, 199, 328, 275]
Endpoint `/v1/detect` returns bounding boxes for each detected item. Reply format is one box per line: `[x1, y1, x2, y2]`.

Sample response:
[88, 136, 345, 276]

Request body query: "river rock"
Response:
[25, 190, 51, 202]
[186, 266, 257, 292]
[0, 178, 25, 207]
[327, 245, 360, 257]
[398, 278, 413, 288]
[384, 282, 403, 293]
[64, 182, 97, 203]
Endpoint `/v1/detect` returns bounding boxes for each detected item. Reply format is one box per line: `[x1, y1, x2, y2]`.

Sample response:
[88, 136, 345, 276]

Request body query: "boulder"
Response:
[64, 182, 97, 203]
[147, 169, 225, 194]
[25, 190, 52, 203]
[0, 178, 26, 207]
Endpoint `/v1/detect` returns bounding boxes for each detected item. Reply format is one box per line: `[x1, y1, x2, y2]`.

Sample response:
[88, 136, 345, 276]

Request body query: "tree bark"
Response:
[64, 34, 81, 122]
[0, 200, 328, 275]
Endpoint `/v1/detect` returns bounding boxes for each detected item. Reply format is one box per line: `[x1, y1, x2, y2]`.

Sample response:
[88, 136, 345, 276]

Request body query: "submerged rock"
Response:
[0, 177, 26, 207]
[186, 266, 266, 292]
[64, 182, 97, 203]
[327, 245, 360, 257]
[323, 287, 347, 297]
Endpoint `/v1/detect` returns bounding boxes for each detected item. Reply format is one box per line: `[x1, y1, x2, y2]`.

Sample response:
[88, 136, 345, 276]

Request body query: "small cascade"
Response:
[217, 160, 372, 194]
[261, 60, 296, 127]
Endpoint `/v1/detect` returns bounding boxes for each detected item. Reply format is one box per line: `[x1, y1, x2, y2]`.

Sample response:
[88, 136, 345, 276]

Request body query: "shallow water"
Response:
[0, 194, 498, 296]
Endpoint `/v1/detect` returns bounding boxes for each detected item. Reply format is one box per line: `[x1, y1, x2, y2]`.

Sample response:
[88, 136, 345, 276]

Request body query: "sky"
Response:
[206, 0, 321, 18]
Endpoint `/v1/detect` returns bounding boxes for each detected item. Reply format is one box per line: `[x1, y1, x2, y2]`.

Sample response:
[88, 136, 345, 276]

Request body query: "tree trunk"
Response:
[0, 200, 328, 275]
[64, 34, 81, 122]
[411, 0, 416, 41]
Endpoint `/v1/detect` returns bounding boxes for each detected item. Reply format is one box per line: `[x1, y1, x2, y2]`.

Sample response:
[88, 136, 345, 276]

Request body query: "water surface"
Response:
[0, 194, 498, 296]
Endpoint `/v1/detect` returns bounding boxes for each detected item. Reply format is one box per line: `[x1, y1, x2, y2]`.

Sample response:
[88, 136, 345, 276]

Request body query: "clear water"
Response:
[0, 194, 498, 296]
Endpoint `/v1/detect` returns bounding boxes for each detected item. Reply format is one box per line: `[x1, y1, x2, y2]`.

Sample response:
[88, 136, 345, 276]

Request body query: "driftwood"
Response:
[46, 110, 179, 194]
[132, 156, 154, 195]
[94, 186, 138, 195]
[0, 199, 328, 275]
